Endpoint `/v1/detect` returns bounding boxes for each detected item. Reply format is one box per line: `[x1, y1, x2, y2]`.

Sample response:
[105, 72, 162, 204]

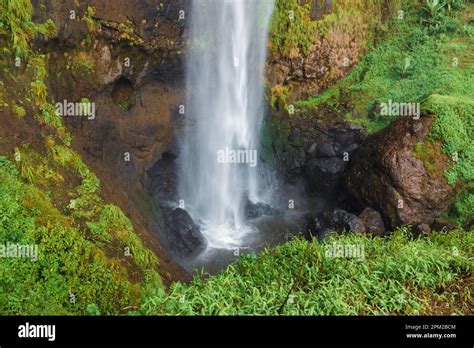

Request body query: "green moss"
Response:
[269, 0, 395, 56]
[412, 141, 445, 176]
[424, 94, 474, 185]
[82, 6, 97, 33]
[260, 111, 305, 171]
[259, 117, 278, 167]
[117, 95, 135, 111]
[270, 84, 290, 110]
[66, 51, 95, 74]
[447, 184, 474, 225]
[12, 104, 26, 118]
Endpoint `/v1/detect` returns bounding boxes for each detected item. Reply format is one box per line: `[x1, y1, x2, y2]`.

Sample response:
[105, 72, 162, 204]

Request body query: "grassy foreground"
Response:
[142, 229, 473, 315]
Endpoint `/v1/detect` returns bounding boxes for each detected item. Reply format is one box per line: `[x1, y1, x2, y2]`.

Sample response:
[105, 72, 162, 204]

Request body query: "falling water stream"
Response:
[179, 0, 275, 252]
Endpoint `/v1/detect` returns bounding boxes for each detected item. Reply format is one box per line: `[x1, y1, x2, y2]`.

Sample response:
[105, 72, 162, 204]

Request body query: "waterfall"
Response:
[179, 0, 275, 249]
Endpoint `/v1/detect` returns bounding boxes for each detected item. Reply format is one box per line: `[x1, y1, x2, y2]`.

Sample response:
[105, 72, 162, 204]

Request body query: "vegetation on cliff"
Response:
[294, 1, 473, 225]
[270, 0, 403, 56]
[0, 0, 164, 315]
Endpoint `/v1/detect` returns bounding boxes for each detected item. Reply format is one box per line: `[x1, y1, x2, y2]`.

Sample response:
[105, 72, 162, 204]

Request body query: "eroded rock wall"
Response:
[267, 0, 402, 101]
[29, 0, 192, 281]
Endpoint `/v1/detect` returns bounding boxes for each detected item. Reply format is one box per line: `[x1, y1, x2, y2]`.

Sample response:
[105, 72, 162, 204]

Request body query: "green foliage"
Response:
[0, 0, 56, 58]
[0, 164, 163, 315]
[269, 0, 391, 56]
[0, 0, 164, 316]
[82, 6, 97, 33]
[297, 5, 473, 134]
[26, 55, 64, 129]
[13, 104, 26, 118]
[424, 94, 474, 184]
[447, 184, 474, 224]
[39, 102, 62, 129]
[86, 303, 101, 316]
[270, 0, 316, 55]
[424, 0, 447, 18]
[397, 57, 413, 78]
[142, 229, 473, 315]
[29, 79, 47, 104]
[0, 155, 18, 177]
[66, 51, 95, 74]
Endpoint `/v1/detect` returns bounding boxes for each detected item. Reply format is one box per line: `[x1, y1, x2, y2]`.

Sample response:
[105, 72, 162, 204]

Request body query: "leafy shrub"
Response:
[0, 0, 56, 58]
[424, 94, 474, 184]
[142, 229, 472, 315]
[423, 0, 447, 18]
[0, 155, 18, 176]
[0, 166, 145, 314]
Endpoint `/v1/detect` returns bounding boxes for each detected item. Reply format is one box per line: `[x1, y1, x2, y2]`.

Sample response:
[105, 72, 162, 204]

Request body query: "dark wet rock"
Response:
[244, 200, 277, 220]
[344, 116, 455, 229]
[432, 218, 458, 232]
[413, 223, 432, 236]
[358, 207, 386, 236]
[147, 150, 179, 205]
[307, 208, 366, 239]
[306, 157, 348, 193]
[315, 143, 337, 157]
[310, 0, 325, 20]
[32, 0, 188, 49]
[162, 208, 206, 257]
[288, 126, 300, 142]
[324, 0, 333, 15]
[342, 143, 359, 154]
[302, 121, 367, 194]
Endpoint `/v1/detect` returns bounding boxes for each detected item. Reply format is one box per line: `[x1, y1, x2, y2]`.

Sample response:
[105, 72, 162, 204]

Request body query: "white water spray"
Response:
[179, 0, 275, 249]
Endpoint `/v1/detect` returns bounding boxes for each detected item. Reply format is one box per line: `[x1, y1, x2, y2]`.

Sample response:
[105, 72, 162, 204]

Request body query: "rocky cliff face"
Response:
[30, 0, 399, 227]
[29, 0, 192, 281]
[344, 115, 456, 229]
[267, 0, 400, 101]
[32, 0, 187, 181]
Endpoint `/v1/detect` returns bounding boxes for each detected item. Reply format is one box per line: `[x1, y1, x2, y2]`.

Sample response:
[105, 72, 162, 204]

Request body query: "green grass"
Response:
[424, 94, 474, 185]
[142, 229, 473, 315]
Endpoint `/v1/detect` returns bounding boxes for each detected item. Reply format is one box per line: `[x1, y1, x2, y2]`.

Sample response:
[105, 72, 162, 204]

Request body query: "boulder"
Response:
[162, 208, 206, 257]
[304, 121, 367, 194]
[306, 157, 348, 193]
[244, 200, 277, 220]
[307, 208, 366, 239]
[358, 207, 386, 236]
[413, 223, 432, 236]
[344, 116, 455, 229]
[432, 218, 458, 232]
[147, 149, 179, 205]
